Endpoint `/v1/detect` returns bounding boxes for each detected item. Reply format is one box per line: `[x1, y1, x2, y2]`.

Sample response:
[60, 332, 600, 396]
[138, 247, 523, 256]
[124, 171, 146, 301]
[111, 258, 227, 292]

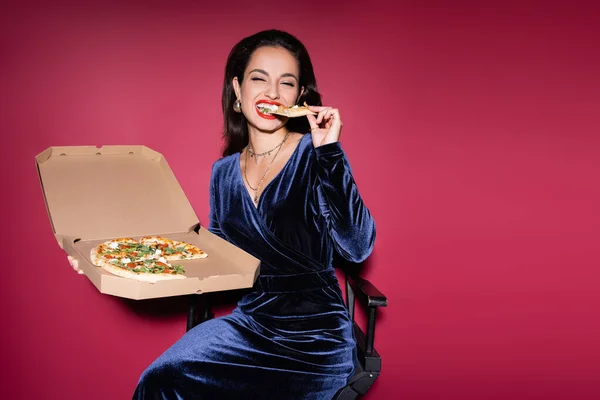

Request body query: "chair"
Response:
[186, 269, 388, 399]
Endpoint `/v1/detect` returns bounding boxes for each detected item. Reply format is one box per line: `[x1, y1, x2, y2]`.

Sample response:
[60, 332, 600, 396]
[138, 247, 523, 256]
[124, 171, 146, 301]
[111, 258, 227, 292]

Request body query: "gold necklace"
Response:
[247, 140, 286, 158]
[247, 133, 288, 166]
[244, 132, 291, 204]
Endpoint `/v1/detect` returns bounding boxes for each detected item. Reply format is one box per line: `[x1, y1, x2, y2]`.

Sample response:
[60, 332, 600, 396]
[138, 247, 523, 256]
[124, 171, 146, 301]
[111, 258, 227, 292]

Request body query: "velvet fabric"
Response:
[133, 133, 376, 399]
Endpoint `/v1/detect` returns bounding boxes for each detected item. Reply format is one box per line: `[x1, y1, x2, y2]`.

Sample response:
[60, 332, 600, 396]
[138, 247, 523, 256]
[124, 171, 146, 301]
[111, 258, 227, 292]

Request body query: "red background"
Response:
[2, 1, 599, 399]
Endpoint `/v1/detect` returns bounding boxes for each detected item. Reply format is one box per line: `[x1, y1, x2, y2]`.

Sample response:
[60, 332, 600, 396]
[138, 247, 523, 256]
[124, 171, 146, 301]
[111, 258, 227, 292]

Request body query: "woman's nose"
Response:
[264, 84, 280, 100]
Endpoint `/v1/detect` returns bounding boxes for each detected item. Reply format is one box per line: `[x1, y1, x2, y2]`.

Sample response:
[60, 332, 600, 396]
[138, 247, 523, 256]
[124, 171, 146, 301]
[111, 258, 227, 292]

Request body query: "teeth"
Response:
[257, 103, 279, 112]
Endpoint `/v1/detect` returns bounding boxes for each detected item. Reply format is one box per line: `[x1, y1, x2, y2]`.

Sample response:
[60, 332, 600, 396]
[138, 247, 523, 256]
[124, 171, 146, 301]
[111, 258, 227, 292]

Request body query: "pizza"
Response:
[139, 236, 208, 260]
[90, 237, 155, 266]
[90, 236, 207, 283]
[99, 258, 187, 284]
[259, 102, 316, 118]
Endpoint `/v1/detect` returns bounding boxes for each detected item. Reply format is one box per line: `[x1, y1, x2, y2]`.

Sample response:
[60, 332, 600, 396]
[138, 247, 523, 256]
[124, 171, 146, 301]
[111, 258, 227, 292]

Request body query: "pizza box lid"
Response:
[35, 145, 199, 243]
[35, 145, 260, 300]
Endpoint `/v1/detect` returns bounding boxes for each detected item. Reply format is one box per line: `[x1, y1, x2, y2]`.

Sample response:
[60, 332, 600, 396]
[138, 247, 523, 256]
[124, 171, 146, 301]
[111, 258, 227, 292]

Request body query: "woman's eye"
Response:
[251, 77, 266, 82]
[281, 82, 295, 87]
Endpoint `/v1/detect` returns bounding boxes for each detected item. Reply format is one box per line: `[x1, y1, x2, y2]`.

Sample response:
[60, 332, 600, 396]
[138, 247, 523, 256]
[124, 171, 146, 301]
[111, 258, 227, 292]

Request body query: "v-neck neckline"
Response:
[237, 133, 307, 210]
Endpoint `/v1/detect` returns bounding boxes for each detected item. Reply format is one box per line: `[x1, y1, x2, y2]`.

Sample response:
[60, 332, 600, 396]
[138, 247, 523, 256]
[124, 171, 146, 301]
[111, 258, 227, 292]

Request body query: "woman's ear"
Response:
[233, 77, 241, 100]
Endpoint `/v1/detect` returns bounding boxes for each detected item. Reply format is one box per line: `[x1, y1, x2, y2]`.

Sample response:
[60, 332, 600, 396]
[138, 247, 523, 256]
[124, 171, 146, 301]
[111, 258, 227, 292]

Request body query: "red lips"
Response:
[255, 100, 282, 120]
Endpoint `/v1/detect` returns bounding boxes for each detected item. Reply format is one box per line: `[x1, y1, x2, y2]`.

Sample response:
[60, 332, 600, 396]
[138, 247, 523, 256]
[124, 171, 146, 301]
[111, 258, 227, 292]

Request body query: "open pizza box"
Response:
[35, 145, 261, 300]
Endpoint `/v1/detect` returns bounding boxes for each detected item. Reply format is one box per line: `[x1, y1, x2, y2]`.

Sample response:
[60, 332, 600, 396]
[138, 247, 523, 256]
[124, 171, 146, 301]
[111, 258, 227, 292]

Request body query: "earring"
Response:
[233, 99, 242, 113]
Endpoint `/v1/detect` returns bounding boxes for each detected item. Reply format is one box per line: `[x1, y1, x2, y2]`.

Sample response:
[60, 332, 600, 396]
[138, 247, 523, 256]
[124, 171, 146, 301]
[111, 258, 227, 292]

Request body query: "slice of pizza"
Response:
[266, 102, 316, 118]
[99, 257, 186, 283]
[90, 238, 157, 266]
[139, 236, 208, 261]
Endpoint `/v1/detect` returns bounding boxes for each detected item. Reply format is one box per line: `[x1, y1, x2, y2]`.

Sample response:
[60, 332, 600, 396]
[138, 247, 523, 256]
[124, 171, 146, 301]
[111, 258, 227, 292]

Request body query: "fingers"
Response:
[306, 106, 342, 128]
[306, 113, 319, 131]
[316, 108, 331, 125]
[307, 105, 329, 112]
[306, 106, 331, 124]
[68, 256, 83, 274]
[320, 109, 341, 129]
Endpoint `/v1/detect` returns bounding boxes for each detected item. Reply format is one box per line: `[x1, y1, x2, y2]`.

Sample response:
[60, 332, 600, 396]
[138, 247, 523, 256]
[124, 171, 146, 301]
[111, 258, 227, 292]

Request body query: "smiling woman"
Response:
[234, 46, 303, 129]
[129, 29, 376, 400]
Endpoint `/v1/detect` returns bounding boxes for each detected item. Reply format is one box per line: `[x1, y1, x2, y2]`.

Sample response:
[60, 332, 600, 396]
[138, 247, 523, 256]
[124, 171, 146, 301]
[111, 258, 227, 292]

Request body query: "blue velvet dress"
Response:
[133, 133, 376, 399]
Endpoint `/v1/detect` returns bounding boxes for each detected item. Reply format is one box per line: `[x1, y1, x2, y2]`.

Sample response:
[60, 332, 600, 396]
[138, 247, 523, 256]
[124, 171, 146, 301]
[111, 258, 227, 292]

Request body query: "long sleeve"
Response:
[208, 164, 226, 240]
[314, 142, 376, 263]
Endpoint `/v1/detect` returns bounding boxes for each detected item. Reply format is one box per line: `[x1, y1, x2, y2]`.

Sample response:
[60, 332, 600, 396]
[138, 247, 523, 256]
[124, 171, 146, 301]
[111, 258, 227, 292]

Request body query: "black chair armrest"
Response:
[347, 275, 388, 308]
[345, 272, 387, 364]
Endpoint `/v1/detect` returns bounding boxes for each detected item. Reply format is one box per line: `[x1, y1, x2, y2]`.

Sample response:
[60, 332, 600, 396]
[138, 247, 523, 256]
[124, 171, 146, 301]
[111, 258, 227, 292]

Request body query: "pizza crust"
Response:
[139, 236, 175, 246]
[270, 104, 316, 118]
[99, 260, 186, 284]
[90, 247, 102, 267]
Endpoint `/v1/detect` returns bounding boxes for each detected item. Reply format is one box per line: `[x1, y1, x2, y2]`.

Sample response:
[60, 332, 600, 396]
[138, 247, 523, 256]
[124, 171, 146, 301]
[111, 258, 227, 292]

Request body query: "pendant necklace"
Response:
[244, 132, 291, 204]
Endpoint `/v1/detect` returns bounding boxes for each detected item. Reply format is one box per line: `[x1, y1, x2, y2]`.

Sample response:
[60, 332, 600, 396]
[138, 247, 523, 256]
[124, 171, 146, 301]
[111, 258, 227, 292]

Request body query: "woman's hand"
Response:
[306, 106, 343, 148]
[68, 255, 85, 275]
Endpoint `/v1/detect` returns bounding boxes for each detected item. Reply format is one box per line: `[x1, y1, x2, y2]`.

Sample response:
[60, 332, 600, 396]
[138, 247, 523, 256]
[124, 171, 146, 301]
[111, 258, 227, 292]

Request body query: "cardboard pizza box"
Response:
[35, 145, 261, 300]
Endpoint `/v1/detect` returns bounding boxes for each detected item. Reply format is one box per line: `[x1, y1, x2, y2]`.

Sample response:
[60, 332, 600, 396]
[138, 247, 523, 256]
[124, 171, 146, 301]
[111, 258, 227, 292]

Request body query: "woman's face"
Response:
[233, 46, 303, 133]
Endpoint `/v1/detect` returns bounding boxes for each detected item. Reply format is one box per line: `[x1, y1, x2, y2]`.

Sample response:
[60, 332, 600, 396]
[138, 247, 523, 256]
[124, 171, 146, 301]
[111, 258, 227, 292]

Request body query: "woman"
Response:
[71, 29, 376, 399]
